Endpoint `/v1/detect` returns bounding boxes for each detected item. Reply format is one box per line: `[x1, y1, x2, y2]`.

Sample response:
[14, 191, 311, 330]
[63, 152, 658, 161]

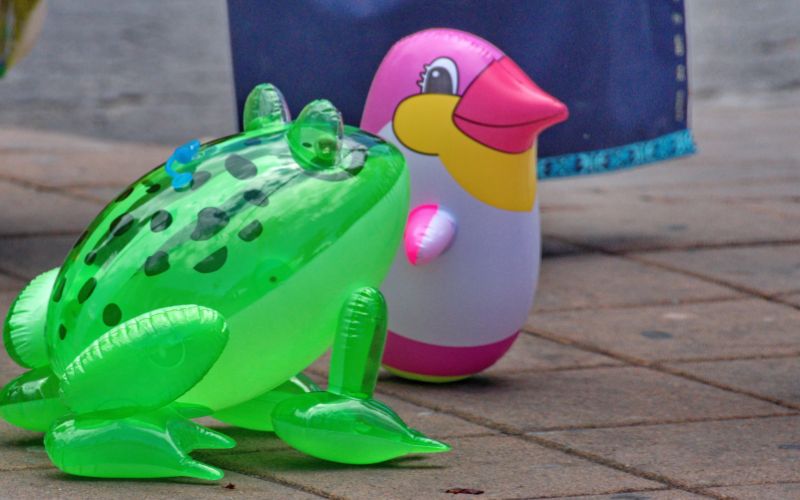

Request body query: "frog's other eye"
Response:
[419, 57, 458, 95]
[243, 83, 291, 132]
[287, 99, 344, 170]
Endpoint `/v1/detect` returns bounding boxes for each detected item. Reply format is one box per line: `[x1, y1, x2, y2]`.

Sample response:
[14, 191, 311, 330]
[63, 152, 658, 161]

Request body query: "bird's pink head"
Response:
[361, 28, 568, 211]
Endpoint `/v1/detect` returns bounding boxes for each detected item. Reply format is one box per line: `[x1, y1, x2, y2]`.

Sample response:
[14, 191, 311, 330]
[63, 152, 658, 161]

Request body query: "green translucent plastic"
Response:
[0, 83, 449, 479]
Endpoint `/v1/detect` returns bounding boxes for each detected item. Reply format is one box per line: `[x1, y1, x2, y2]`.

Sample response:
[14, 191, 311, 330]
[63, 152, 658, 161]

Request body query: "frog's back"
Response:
[46, 116, 408, 388]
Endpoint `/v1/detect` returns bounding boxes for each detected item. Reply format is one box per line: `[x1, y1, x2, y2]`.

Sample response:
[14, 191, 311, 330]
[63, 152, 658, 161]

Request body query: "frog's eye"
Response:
[243, 83, 291, 132]
[287, 99, 344, 170]
[419, 57, 458, 95]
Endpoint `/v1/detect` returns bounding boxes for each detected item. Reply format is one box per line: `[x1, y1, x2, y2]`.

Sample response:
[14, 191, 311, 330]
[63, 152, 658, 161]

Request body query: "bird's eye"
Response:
[419, 57, 458, 95]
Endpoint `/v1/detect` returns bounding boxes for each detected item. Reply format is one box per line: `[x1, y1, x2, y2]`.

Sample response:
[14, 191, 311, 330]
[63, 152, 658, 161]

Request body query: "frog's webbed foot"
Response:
[213, 373, 320, 431]
[272, 287, 450, 464]
[46, 408, 234, 480]
[45, 305, 235, 479]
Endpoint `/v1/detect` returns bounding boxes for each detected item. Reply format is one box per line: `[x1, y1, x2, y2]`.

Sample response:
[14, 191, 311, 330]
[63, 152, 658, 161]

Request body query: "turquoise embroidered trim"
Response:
[538, 129, 696, 179]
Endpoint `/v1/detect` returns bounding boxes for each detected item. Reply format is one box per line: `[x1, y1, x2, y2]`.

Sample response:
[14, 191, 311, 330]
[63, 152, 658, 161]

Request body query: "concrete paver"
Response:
[0, 128, 170, 189]
[668, 357, 800, 407]
[539, 194, 800, 253]
[636, 245, 800, 296]
[532, 254, 741, 313]
[528, 298, 800, 363]
[207, 435, 659, 500]
[377, 366, 790, 432]
[552, 491, 705, 500]
[0, 236, 78, 280]
[0, 468, 320, 499]
[537, 416, 800, 488]
[705, 482, 800, 500]
[0, 181, 101, 237]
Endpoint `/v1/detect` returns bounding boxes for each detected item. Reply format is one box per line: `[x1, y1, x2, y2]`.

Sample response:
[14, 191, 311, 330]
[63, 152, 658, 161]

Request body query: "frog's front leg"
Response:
[272, 287, 450, 464]
[44, 305, 235, 480]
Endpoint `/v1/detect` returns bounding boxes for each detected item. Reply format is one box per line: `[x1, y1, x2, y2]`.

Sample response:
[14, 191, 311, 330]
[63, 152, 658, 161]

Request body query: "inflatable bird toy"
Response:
[362, 29, 569, 381]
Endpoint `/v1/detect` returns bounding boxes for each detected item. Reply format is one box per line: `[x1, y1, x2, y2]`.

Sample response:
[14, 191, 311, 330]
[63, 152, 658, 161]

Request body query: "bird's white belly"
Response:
[380, 126, 541, 347]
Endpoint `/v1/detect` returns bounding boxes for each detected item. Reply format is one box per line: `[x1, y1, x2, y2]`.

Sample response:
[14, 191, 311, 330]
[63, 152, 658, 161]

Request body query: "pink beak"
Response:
[453, 57, 568, 154]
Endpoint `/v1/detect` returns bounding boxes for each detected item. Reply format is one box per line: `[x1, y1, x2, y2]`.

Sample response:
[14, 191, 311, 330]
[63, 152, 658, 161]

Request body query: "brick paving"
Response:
[0, 100, 798, 499]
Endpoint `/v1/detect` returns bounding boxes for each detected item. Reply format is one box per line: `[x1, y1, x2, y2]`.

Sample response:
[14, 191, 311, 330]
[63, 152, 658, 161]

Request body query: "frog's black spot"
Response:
[84, 251, 97, 265]
[103, 304, 122, 327]
[243, 189, 269, 207]
[146, 183, 161, 194]
[109, 214, 135, 238]
[269, 276, 277, 283]
[150, 210, 172, 232]
[302, 142, 312, 148]
[144, 251, 170, 276]
[52, 277, 66, 302]
[194, 247, 227, 273]
[73, 230, 88, 249]
[244, 137, 262, 146]
[58, 324, 67, 340]
[191, 171, 211, 191]
[192, 207, 229, 241]
[77, 278, 97, 304]
[238, 221, 262, 242]
[225, 154, 257, 180]
[115, 186, 133, 202]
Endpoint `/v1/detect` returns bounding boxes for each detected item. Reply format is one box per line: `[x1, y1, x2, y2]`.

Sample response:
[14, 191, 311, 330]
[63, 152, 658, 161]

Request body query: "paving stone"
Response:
[377, 366, 788, 432]
[705, 482, 800, 499]
[528, 298, 800, 362]
[539, 192, 800, 252]
[207, 435, 658, 500]
[532, 254, 741, 313]
[0, 181, 102, 236]
[541, 237, 587, 258]
[0, 467, 319, 499]
[0, 145, 169, 190]
[744, 199, 800, 221]
[782, 293, 800, 307]
[552, 490, 705, 500]
[668, 357, 800, 406]
[537, 416, 800, 488]
[0, 236, 76, 280]
[0, 273, 24, 291]
[636, 245, 800, 296]
[0, 422, 50, 471]
[69, 186, 129, 205]
[485, 333, 620, 373]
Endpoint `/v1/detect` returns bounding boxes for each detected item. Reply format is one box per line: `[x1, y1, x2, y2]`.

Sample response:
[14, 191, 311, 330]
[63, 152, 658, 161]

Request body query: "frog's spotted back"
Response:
[44, 87, 408, 379]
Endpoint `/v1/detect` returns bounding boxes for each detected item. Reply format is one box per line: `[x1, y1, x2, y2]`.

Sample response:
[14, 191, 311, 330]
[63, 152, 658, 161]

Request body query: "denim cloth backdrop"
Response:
[226, 0, 695, 179]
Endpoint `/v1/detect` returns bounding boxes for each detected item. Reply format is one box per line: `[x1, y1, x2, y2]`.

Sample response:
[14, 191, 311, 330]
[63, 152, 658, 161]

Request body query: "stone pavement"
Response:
[0, 99, 798, 499]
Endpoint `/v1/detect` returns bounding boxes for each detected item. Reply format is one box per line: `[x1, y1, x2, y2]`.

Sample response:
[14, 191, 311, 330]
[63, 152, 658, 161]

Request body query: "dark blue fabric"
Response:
[227, 0, 694, 177]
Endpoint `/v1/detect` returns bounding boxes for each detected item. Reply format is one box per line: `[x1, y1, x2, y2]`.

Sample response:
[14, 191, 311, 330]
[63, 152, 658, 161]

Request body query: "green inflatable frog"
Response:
[0, 84, 449, 479]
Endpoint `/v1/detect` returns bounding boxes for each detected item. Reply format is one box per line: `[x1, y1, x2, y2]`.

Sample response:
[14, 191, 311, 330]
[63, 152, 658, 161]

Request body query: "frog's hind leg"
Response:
[213, 373, 320, 431]
[44, 305, 235, 480]
[3, 267, 59, 369]
[272, 287, 450, 464]
[0, 269, 68, 432]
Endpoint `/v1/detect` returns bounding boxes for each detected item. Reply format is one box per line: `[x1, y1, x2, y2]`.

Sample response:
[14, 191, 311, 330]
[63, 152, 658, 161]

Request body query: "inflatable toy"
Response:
[0, 83, 448, 479]
[361, 29, 569, 382]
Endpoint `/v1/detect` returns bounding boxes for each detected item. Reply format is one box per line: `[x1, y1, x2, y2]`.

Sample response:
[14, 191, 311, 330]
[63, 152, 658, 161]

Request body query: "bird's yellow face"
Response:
[392, 57, 567, 213]
[394, 94, 538, 212]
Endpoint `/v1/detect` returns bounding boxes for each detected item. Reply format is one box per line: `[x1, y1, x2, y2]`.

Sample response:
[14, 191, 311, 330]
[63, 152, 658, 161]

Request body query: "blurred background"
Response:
[0, 0, 798, 144]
